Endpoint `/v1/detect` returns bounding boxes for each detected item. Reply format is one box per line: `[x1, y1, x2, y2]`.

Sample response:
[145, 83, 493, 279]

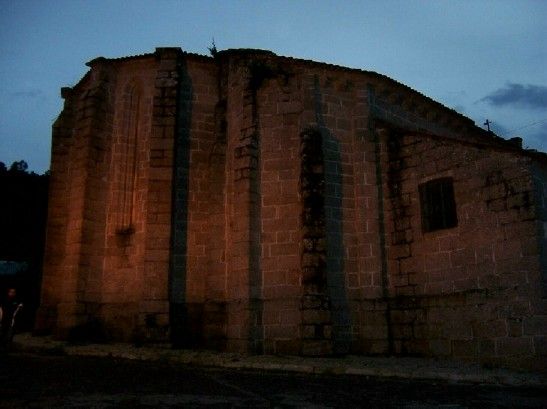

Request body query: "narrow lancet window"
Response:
[116, 82, 142, 233]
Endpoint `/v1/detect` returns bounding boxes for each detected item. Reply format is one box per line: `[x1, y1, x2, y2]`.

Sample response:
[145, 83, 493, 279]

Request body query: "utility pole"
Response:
[484, 119, 491, 132]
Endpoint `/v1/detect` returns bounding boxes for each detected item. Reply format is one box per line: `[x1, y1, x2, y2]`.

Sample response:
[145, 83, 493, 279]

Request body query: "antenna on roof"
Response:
[483, 119, 491, 132]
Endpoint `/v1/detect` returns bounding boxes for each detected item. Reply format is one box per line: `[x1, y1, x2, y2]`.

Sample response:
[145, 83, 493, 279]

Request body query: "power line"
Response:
[504, 118, 547, 135]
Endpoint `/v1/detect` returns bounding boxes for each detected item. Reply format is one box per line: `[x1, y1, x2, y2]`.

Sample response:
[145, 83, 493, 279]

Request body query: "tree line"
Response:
[0, 160, 49, 329]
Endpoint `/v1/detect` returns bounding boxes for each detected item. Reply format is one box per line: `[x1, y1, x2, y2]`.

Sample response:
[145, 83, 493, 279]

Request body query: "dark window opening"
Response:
[419, 178, 457, 232]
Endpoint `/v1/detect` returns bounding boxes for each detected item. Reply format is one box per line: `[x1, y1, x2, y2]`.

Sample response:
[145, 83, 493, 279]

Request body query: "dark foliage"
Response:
[0, 160, 49, 329]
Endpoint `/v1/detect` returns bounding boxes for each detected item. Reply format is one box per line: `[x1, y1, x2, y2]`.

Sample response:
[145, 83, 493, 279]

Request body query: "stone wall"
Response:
[373, 129, 546, 369]
[38, 48, 546, 370]
[37, 51, 174, 341]
[170, 51, 221, 348]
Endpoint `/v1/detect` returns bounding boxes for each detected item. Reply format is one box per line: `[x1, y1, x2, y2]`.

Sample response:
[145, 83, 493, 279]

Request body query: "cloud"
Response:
[481, 83, 547, 109]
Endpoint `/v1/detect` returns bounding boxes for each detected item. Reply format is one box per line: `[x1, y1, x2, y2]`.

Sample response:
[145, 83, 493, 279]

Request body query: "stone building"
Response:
[36, 47, 547, 369]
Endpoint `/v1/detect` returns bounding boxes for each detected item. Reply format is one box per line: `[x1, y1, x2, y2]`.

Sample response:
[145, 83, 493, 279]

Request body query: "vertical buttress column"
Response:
[146, 48, 186, 345]
[224, 54, 263, 353]
[300, 127, 333, 355]
[35, 87, 76, 334]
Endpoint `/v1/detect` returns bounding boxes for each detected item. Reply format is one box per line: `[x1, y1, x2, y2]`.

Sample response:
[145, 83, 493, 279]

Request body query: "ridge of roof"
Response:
[265, 53, 531, 151]
[273, 53, 473, 125]
[85, 48, 214, 66]
[86, 52, 155, 66]
[72, 48, 478, 132]
[68, 48, 532, 139]
[214, 48, 475, 129]
[65, 47, 544, 157]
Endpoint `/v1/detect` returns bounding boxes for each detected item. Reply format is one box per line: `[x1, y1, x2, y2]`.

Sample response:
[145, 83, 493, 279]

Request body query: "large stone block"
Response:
[496, 337, 534, 356]
[523, 316, 547, 336]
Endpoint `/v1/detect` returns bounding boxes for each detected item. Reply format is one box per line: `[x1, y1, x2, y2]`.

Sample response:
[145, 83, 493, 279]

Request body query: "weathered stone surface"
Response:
[37, 47, 547, 370]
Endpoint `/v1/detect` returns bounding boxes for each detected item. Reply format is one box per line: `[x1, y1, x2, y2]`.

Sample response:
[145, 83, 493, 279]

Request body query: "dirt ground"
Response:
[0, 352, 546, 408]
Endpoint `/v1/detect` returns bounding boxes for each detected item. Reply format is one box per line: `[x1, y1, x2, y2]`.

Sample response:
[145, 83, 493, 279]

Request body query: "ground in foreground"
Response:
[0, 353, 545, 408]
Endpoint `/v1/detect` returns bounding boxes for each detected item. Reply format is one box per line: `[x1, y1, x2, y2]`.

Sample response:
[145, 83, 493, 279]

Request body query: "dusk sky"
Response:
[1, 0, 545, 173]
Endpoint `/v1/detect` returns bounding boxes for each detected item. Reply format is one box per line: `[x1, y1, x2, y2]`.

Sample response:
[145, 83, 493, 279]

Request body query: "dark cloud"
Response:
[481, 83, 547, 109]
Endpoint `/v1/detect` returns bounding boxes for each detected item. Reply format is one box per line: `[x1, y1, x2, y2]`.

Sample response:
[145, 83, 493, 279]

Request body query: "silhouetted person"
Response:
[0, 288, 23, 349]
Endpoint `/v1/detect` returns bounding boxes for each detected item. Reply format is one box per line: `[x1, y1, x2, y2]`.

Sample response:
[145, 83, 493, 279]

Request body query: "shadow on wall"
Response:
[531, 161, 547, 297]
[169, 55, 193, 348]
[313, 76, 352, 354]
[247, 131, 263, 353]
